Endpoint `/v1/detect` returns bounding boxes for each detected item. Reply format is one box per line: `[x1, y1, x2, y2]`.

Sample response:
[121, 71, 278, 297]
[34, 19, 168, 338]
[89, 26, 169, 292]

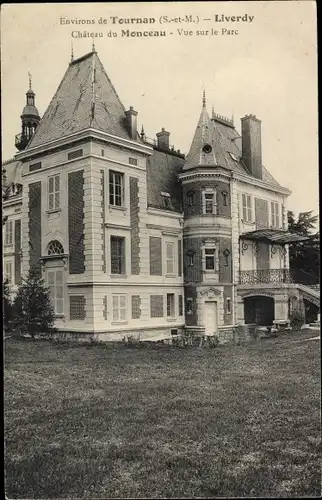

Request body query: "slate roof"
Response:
[27, 51, 134, 149]
[2, 158, 22, 186]
[184, 101, 280, 187]
[147, 149, 184, 213]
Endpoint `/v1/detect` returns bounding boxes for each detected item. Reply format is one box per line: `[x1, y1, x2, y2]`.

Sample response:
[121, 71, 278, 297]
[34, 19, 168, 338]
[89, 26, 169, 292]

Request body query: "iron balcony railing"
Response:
[15, 133, 29, 151]
[239, 268, 320, 286]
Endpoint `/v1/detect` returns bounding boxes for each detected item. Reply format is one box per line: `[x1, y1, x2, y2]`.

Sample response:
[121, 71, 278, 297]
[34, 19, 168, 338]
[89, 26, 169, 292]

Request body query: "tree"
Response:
[12, 267, 56, 338]
[287, 211, 320, 280]
[3, 279, 13, 332]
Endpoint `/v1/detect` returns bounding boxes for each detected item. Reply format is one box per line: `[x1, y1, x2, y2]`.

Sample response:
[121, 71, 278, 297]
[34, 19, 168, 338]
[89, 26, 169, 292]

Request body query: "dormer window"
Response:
[229, 152, 239, 162]
[161, 192, 172, 209]
[202, 188, 217, 215]
[203, 144, 212, 154]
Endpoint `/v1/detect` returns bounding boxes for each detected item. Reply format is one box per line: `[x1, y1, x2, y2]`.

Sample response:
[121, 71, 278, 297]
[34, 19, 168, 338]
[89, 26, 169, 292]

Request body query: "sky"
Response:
[1, 2, 318, 218]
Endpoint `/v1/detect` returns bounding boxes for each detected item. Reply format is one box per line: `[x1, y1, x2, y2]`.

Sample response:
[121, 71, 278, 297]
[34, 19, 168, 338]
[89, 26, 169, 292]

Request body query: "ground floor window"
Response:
[178, 295, 183, 316]
[4, 260, 13, 284]
[47, 269, 64, 315]
[112, 294, 127, 321]
[167, 293, 175, 317]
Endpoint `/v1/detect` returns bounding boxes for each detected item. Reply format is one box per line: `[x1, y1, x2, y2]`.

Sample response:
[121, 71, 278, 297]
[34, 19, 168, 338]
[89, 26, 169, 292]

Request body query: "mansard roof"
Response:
[147, 149, 184, 212]
[27, 51, 135, 149]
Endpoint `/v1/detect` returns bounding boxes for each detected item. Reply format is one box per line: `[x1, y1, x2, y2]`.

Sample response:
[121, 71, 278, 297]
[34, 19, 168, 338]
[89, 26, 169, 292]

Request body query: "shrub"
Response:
[12, 267, 56, 338]
[3, 279, 13, 333]
[289, 309, 306, 328]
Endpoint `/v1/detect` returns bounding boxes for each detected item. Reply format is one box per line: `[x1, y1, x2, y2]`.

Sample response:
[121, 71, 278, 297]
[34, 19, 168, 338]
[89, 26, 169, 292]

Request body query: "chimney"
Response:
[125, 106, 138, 140]
[156, 127, 170, 149]
[241, 114, 262, 179]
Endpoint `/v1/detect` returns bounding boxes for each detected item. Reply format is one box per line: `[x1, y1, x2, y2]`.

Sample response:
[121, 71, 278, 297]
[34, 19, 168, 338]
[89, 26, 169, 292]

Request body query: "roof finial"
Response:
[28, 71, 32, 90]
[92, 40, 95, 52]
[202, 89, 206, 108]
[71, 41, 74, 62]
[212, 105, 215, 119]
[140, 125, 145, 141]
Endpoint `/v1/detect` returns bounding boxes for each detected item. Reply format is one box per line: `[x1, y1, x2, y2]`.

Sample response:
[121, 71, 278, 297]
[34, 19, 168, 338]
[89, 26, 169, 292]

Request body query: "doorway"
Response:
[204, 301, 218, 335]
[244, 296, 275, 326]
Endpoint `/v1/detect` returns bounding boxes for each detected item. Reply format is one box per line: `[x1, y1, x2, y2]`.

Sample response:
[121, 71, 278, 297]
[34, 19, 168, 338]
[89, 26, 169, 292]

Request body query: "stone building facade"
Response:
[3, 48, 316, 341]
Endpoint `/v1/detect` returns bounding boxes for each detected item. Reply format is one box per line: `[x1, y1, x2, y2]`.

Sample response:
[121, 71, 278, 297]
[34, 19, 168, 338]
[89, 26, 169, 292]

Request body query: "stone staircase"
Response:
[296, 283, 320, 307]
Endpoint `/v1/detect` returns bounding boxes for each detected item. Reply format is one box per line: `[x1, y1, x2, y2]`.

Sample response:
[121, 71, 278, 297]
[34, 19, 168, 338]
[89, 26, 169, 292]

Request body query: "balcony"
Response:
[15, 133, 29, 151]
[239, 269, 319, 286]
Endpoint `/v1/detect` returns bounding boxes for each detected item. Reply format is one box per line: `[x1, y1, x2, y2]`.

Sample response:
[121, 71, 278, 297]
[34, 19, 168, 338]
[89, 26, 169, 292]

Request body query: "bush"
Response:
[289, 309, 306, 328]
[12, 267, 56, 338]
[3, 279, 13, 333]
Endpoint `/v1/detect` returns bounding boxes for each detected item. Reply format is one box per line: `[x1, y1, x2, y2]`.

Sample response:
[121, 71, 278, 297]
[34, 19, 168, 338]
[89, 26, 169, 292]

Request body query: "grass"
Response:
[4, 331, 321, 498]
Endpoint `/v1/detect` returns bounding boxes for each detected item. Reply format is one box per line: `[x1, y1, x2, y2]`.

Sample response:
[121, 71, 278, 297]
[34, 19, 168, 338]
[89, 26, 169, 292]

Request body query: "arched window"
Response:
[47, 240, 64, 256]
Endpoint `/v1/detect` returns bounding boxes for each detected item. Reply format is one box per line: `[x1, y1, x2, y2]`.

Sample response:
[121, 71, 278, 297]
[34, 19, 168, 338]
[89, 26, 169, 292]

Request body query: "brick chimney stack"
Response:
[156, 128, 170, 149]
[241, 114, 262, 180]
[125, 106, 138, 140]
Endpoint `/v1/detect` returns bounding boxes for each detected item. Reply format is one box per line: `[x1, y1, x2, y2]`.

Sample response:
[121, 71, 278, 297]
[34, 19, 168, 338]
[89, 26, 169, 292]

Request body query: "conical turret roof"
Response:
[184, 91, 217, 169]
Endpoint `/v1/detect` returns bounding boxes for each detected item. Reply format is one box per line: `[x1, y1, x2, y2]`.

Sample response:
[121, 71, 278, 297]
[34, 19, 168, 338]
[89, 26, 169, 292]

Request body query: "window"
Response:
[111, 236, 125, 274]
[112, 294, 127, 321]
[4, 220, 13, 245]
[109, 170, 124, 207]
[205, 248, 216, 270]
[101, 149, 105, 157]
[29, 162, 41, 172]
[4, 261, 12, 284]
[167, 293, 175, 317]
[129, 157, 138, 166]
[203, 190, 217, 215]
[68, 149, 83, 160]
[186, 191, 195, 206]
[242, 193, 252, 222]
[132, 295, 141, 319]
[48, 174, 60, 210]
[161, 192, 172, 209]
[187, 252, 194, 267]
[150, 295, 164, 318]
[271, 202, 280, 228]
[166, 242, 175, 275]
[47, 240, 64, 255]
[222, 191, 228, 206]
[48, 269, 64, 315]
[186, 298, 193, 315]
[70, 295, 86, 320]
[178, 295, 183, 316]
[226, 298, 232, 314]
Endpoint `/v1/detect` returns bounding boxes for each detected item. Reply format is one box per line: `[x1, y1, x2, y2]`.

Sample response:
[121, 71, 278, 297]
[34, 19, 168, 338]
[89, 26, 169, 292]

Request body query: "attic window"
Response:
[29, 162, 41, 172]
[161, 192, 172, 209]
[129, 157, 138, 166]
[203, 144, 212, 154]
[68, 149, 83, 160]
[229, 152, 239, 162]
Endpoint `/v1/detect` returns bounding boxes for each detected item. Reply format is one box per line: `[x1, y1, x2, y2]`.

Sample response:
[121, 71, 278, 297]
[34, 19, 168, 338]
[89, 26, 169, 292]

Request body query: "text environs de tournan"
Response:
[214, 14, 254, 23]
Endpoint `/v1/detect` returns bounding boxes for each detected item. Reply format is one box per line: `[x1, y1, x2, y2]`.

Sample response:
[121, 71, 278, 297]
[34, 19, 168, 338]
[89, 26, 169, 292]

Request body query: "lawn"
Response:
[4, 331, 321, 498]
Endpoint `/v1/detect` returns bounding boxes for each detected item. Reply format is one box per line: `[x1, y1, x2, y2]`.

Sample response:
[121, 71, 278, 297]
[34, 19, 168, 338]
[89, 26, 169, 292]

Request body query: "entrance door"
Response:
[204, 301, 218, 336]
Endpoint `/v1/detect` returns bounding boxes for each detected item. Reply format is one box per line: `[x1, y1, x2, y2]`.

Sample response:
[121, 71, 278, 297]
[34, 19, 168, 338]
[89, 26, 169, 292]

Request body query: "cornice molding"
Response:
[14, 128, 153, 161]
